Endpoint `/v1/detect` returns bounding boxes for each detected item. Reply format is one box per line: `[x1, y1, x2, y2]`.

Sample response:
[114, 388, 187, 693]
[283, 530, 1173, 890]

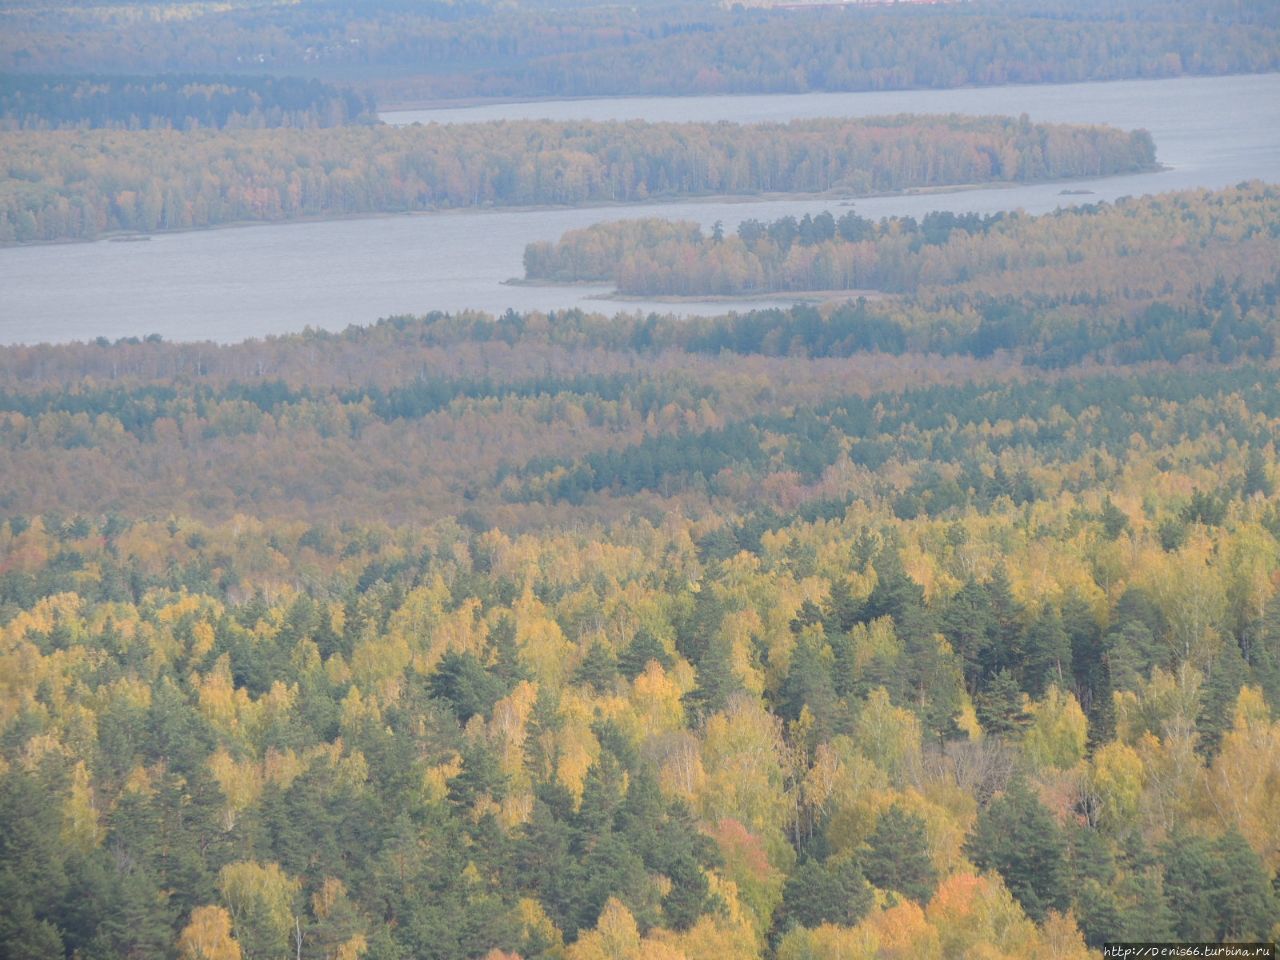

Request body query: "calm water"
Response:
[2, 73, 1278, 345]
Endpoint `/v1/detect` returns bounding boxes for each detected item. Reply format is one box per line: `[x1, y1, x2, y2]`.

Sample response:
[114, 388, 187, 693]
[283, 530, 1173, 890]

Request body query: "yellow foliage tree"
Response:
[516, 587, 574, 689]
[698, 695, 789, 850]
[196, 655, 255, 742]
[61, 759, 101, 854]
[659, 910, 758, 960]
[925, 872, 1039, 959]
[817, 742, 891, 859]
[515, 897, 565, 959]
[1022, 686, 1087, 771]
[1142, 537, 1227, 670]
[208, 747, 264, 831]
[1115, 664, 1202, 745]
[310, 877, 368, 960]
[218, 861, 301, 960]
[853, 687, 922, 783]
[864, 899, 941, 960]
[1038, 911, 1093, 960]
[775, 922, 877, 960]
[631, 661, 686, 739]
[1206, 686, 1280, 871]
[490, 679, 539, 789]
[1090, 740, 1145, 831]
[655, 731, 706, 805]
[893, 787, 971, 877]
[567, 898, 642, 960]
[178, 905, 243, 960]
[555, 694, 601, 804]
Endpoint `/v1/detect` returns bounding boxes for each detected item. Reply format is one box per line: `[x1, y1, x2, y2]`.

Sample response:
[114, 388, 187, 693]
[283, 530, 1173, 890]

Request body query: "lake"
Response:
[1, 73, 1277, 345]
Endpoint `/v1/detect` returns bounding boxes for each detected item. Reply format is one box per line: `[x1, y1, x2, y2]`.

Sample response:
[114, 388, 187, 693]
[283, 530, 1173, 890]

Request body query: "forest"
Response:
[0, 115, 1154, 243]
[3, 287, 1280, 957]
[1, 0, 1277, 103]
[0, 75, 375, 131]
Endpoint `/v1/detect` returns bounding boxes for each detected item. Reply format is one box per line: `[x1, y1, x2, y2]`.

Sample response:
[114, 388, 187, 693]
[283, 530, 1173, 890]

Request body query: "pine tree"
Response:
[862, 545, 926, 625]
[1073, 876, 1124, 947]
[1211, 829, 1277, 940]
[1117, 868, 1176, 941]
[1062, 592, 1103, 709]
[429, 650, 504, 724]
[773, 856, 874, 935]
[1100, 496, 1130, 540]
[0, 770, 71, 958]
[965, 778, 1070, 922]
[980, 565, 1026, 679]
[1023, 603, 1072, 697]
[975, 669, 1029, 737]
[490, 613, 529, 687]
[1162, 829, 1218, 942]
[1196, 641, 1249, 757]
[940, 576, 995, 690]
[862, 804, 937, 904]
[682, 635, 741, 723]
[617, 626, 672, 681]
[1242, 447, 1273, 497]
[777, 630, 839, 739]
[1245, 592, 1280, 712]
[87, 866, 177, 960]
[823, 578, 862, 637]
[573, 640, 619, 695]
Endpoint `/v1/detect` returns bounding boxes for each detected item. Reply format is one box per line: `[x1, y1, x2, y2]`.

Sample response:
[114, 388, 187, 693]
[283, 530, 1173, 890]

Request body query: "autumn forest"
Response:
[2, 1, 1280, 959]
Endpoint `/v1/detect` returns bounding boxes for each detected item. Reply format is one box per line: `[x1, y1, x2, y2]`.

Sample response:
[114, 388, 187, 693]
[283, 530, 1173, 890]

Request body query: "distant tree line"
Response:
[0, 114, 1154, 243]
[0, 74, 375, 131]
[441, 3, 1280, 102]
[2, 0, 1277, 102]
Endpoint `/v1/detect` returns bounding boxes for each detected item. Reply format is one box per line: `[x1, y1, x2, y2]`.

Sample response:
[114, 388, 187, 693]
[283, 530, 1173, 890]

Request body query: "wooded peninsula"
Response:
[523, 182, 1278, 312]
[0, 115, 1154, 243]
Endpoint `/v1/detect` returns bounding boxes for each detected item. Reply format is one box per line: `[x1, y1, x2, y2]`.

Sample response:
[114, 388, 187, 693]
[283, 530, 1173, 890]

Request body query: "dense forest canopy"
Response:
[0, 114, 1154, 243]
[3, 284, 1280, 956]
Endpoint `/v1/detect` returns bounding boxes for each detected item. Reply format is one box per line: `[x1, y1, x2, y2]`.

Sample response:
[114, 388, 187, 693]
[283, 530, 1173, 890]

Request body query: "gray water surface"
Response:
[2, 73, 1278, 345]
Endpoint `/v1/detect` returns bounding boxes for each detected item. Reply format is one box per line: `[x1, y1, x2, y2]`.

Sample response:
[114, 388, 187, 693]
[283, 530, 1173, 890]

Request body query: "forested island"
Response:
[0, 115, 1154, 243]
[523, 182, 1277, 310]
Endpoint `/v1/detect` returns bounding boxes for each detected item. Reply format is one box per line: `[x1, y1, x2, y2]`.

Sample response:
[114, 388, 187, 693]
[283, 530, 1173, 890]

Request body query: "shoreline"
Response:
[505, 277, 896, 304]
[589, 288, 894, 305]
[376, 70, 1280, 114]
